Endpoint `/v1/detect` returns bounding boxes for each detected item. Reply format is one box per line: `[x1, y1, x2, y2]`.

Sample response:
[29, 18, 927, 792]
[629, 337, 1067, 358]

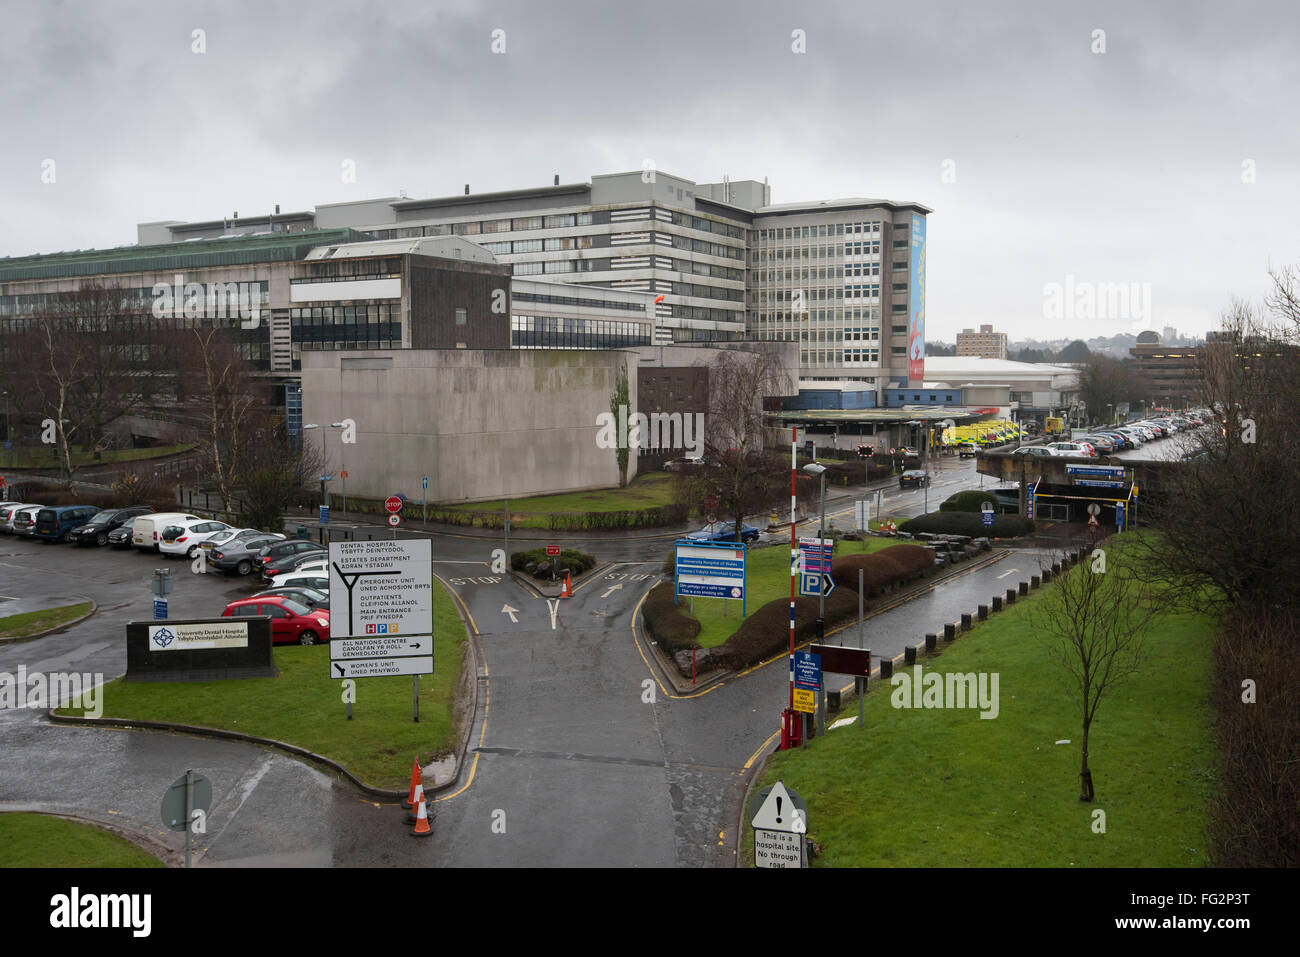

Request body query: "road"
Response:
[0, 455, 1061, 866]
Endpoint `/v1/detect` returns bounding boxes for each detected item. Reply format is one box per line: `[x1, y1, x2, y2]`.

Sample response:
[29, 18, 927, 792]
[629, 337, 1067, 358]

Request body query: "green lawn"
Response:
[686, 538, 896, 649]
[441, 472, 680, 525]
[56, 581, 468, 790]
[0, 813, 165, 868]
[744, 543, 1216, 867]
[1, 442, 194, 468]
[0, 601, 92, 639]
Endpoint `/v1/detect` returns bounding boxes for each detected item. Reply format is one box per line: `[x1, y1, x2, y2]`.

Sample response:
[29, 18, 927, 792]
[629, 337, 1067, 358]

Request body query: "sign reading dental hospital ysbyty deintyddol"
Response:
[328, 539, 433, 678]
[749, 780, 808, 868]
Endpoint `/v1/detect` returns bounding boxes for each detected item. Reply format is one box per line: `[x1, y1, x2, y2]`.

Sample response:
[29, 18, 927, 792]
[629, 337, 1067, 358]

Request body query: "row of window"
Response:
[510, 315, 651, 349]
[290, 304, 401, 326]
[301, 258, 401, 279]
[511, 291, 645, 312]
[842, 349, 881, 364]
[757, 222, 887, 242]
[0, 284, 269, 317]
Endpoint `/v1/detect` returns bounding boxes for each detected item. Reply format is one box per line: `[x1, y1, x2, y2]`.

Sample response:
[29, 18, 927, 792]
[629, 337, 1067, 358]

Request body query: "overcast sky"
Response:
[4, 0, 1297, 343]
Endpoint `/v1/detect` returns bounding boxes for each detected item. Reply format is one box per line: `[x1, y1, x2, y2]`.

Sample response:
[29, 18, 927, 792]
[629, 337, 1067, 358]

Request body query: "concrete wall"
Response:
[300, 348, 637, 503]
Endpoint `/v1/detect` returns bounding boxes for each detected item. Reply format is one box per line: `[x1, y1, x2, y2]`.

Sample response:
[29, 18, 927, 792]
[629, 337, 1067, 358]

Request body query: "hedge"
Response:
[510, 547, 595, 579]
[424, 503, 689, 531]
[642, 582, 702, 654]
[899, 511, 1036, 537]
[939, 490, 999, 513]
[828, 545, 934, 594]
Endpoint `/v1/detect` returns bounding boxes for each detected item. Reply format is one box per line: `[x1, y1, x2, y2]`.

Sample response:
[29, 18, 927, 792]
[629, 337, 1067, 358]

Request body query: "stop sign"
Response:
[384, 496, 403, 513]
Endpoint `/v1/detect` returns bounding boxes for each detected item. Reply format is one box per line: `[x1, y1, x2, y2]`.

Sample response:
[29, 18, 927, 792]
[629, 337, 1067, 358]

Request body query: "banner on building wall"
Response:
[908, 213, 927, 383]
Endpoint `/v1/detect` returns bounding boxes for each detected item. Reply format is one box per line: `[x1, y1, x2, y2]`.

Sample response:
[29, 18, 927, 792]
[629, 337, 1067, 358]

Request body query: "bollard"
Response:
[827, 690, 841, 713]
[925, 633, 937, 651]
[1052, 562, 1062, 575]
[961, 612, 972, 631]
[944, 622, 956, 641]
[1019, 581, 1029, 596]
[881, 658, 894, 679]
[978, 604, 989, 621]
[1006, 588, 1016, 604]
[1042, 568, 1052, 582]
[992, 595, 1003, 611]
[1031, 574, 1041, 589]
[905, 646, 917, 665]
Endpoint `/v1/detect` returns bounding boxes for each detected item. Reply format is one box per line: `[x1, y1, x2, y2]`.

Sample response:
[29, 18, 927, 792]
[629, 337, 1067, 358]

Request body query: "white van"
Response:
[132, 512, 201, 551]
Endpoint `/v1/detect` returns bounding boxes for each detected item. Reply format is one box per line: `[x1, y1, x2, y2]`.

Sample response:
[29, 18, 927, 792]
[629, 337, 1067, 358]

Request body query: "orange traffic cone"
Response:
[561, 571, 572, 598]
[411, 795, 433, 837]
[402, 757, 422, 808]
[405, 783, 425, 822]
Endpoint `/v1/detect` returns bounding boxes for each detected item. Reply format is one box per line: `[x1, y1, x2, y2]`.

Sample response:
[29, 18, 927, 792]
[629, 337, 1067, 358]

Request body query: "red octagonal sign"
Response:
[384, 496, 403, 513]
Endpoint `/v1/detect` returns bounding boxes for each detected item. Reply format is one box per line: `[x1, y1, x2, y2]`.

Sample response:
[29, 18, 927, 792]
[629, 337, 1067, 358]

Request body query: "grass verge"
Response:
[56, 582, 468, 791]
[0, 602, 93, 639]
[0, 813, 165, 868]
[440, 472, 679, 524]
[1, 442, 194, 468]
[743, 541, 1216, 867]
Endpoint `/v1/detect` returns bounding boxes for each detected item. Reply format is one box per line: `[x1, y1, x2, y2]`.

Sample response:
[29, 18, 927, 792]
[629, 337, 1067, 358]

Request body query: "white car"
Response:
[158, 518, 233, 558]
[0, 503, 38, 534]
[271, 571, 330, 591]
[132, 512, 202, 551]
[291, 557, 329, 573]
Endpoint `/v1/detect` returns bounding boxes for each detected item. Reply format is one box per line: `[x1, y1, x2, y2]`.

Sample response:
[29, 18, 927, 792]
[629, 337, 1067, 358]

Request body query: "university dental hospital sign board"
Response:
[328, 539, 433, 678]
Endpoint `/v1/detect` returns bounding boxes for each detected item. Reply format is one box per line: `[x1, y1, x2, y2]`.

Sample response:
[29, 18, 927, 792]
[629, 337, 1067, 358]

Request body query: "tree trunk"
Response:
[1079, 723, 1095, 802]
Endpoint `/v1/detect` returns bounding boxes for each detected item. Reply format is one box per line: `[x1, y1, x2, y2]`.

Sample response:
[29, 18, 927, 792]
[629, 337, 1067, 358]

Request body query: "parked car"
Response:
[34, 505, 101, 543]
[271, 572, 331, 592]
[132, 512, 201, 551]
[664, 455, 719, 472]
[12, 505, 44, 537]
[1011, 446, 1055, 457]
[107, 525, 135, 549]
[221, 595, 330, 645]
[1080, 435, 1116, 454]
[158, 519, 233, 558]
[254, 587, 330, 611]
[957, 442, 979, 458]
[899, 470, 931, 489]
[257, 540, 328, 582]
[1045, 442, 1096, 458]
[68, 506, 157, 547]
[0, 503, 38, 534]
[686, 521, 760, 544]
[209, 533, 289, 576]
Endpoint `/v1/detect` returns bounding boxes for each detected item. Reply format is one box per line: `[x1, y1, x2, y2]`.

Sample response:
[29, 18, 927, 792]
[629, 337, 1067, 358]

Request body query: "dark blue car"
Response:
[687, 521, 760, 544]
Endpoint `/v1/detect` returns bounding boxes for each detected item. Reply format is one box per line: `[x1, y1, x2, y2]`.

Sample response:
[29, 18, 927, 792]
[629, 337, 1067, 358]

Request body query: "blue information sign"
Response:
[422, 476, 428, 490]
[675, 541, 747, 612]
[981, 510, 994, 527]
[319, 505, 330, 525]
[794, 651, 822, 690]
[153, 599, 168, 620]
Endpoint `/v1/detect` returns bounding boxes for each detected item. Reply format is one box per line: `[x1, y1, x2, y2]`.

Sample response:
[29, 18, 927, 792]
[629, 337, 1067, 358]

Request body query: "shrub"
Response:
[510, 547, 595, 579]
[899, 511, 1035, 538]
[829, 545, 934, 595]
[939, 490, 998, 513]
[710, 589, 862, 672]
[642, 582, 701, 654]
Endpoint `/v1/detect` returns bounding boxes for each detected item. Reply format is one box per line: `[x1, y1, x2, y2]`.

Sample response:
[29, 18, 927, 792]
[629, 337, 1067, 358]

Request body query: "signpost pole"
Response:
[184, 769, 193, 870]
[788, 426, 797, 749]
[413, 675, 419, 723]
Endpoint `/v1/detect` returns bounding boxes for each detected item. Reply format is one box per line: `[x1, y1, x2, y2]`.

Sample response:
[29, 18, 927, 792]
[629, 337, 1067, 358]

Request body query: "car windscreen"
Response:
[279, 597, 311, 616]
[88, 511, 116, 524]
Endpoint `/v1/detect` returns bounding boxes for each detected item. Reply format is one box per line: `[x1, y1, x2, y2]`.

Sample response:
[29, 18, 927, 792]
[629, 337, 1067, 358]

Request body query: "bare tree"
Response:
[694, 348, 793, 542]
[1031, 545, 1161, 801]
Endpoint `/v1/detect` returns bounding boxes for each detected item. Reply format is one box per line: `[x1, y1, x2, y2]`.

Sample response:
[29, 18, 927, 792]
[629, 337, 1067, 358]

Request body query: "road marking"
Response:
[434, 663, 488, 804]
[432, 572, 478, 635]
[996, 568, 1019, 579]
[547, 598, 559, 630]
[601, 583, 624, 598]
[501, 604, 519, 623]
[743, 730, 781, 770]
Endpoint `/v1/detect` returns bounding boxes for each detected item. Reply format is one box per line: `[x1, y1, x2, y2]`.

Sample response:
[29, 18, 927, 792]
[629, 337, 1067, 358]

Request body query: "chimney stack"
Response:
[554, 174, 559, 185]
[274, 204, 280, 215]
[464, 184, 470, 195]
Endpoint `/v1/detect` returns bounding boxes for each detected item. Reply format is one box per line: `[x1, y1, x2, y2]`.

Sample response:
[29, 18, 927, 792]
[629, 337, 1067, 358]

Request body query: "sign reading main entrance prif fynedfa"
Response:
[328, 539, 433, 678]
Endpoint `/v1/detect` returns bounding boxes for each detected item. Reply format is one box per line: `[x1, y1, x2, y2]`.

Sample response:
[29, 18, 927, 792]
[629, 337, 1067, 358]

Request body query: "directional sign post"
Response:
[328, 538, 433, 721]
[675, 541, 747, 614]
[749, 781, 808, 868]
[982, 500, 995, 528]
[161, 770, 212, 869]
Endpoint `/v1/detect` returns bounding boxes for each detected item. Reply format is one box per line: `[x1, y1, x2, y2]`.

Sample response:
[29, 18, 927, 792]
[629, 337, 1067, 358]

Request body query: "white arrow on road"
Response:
[601, 583, 624, 598]
[501, 604, 519, 623]
[547, 598, 559, 630]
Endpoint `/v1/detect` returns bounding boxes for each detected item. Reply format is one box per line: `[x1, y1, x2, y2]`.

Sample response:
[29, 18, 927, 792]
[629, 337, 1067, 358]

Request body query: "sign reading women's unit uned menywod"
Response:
[328, 539, 433, 678]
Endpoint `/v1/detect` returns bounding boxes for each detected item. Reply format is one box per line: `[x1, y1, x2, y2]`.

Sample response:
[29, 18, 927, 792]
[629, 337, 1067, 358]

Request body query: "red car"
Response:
[221, 595, 331, 645]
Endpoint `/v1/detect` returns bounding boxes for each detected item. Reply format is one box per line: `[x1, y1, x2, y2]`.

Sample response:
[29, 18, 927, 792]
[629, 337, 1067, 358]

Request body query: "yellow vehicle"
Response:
[1045, 416, 1065, 436]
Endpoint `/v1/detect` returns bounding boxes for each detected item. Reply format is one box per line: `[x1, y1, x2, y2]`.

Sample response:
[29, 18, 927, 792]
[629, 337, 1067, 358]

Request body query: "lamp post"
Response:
[302, 424, 329, 509]
[329, 422, 347, 517]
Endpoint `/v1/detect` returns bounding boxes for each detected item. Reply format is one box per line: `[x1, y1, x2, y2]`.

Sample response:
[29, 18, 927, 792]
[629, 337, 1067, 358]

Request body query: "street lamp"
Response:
[302, 424, 330, 509]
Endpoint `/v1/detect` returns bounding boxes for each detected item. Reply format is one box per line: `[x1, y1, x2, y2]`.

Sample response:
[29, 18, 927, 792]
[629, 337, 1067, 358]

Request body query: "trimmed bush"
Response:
[939, 490, 998, 513]
[829, 544, 933, 595]
[510, 547, 595, 579]
[642, 582, 701, 654]
[900, 511, 1035, 538]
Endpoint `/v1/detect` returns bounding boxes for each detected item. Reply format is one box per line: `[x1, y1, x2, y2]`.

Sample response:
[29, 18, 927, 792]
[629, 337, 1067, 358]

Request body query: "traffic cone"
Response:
[402, 757, 422, 809]
[405, 783, 425, 822]
[561, 571, 572, 599]
[411, 795, 433, 838]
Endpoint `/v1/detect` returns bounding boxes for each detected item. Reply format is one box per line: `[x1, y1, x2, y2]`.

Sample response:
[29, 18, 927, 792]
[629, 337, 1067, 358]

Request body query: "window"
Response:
[455, 308, 467, 325]
[513, 216, 543, 231]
